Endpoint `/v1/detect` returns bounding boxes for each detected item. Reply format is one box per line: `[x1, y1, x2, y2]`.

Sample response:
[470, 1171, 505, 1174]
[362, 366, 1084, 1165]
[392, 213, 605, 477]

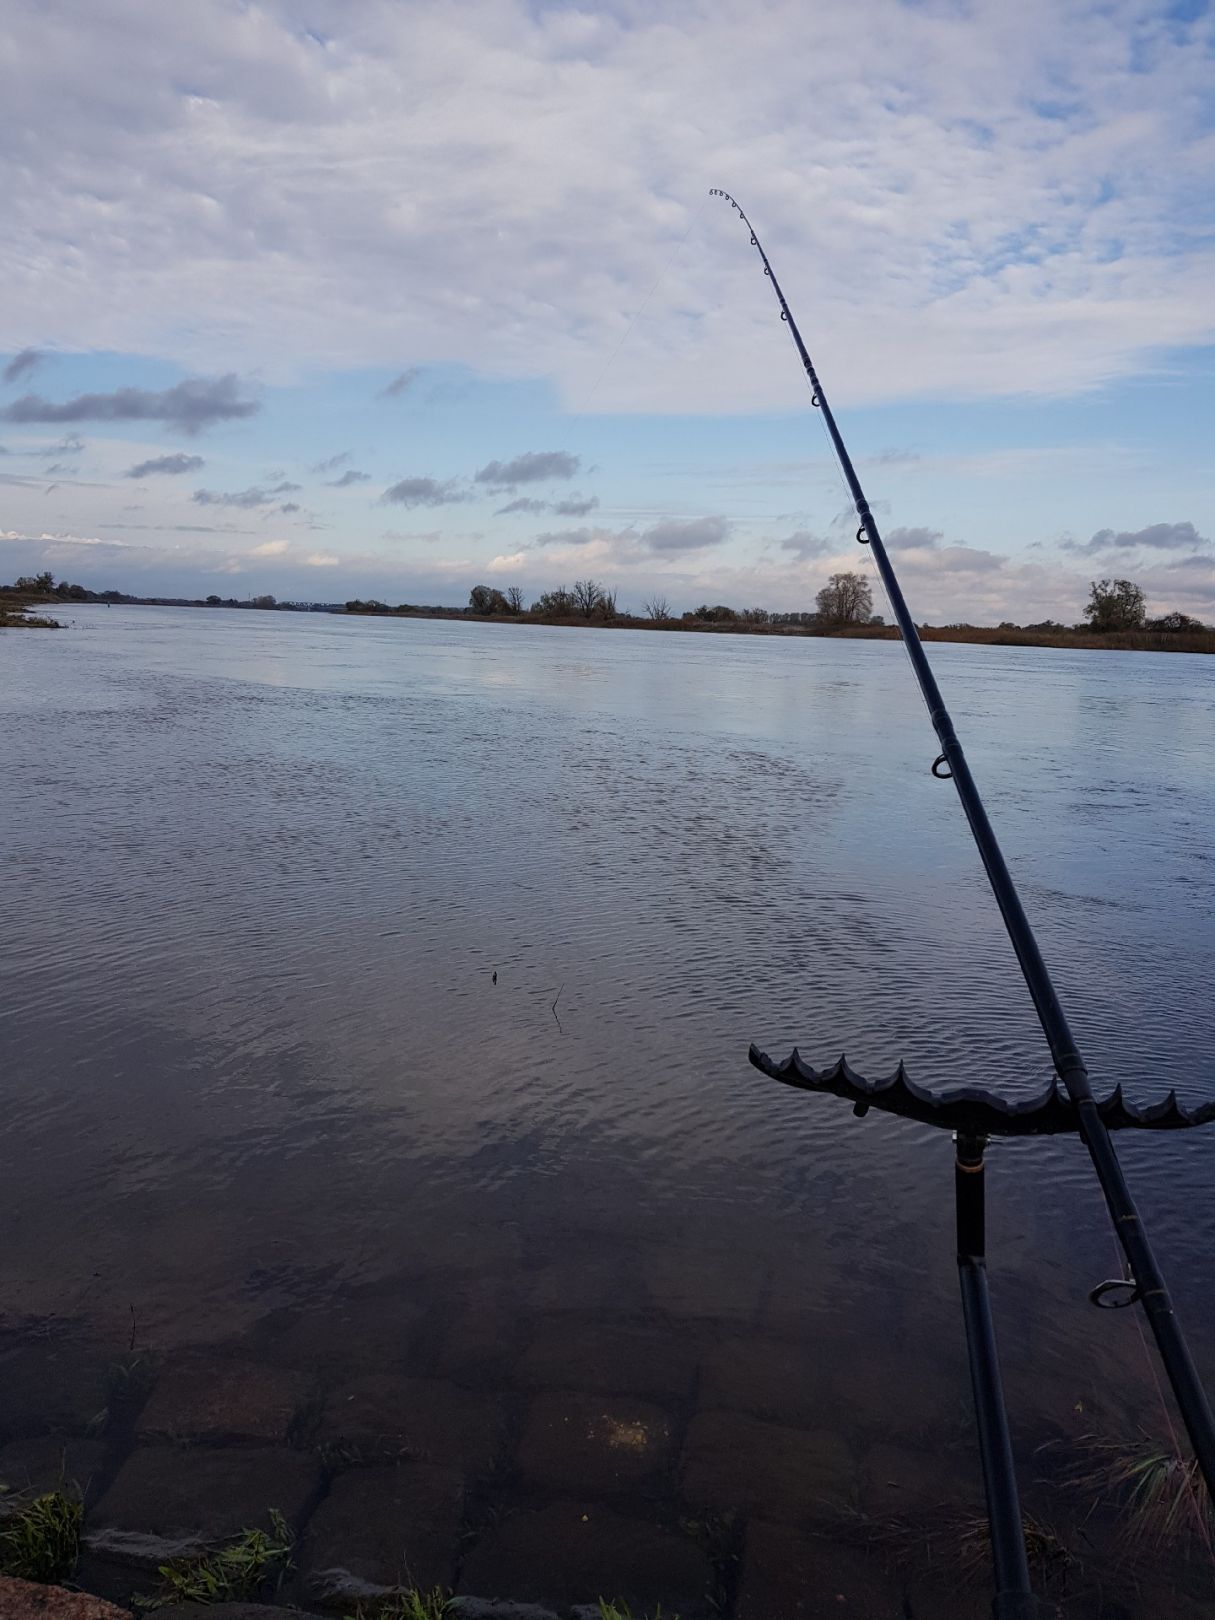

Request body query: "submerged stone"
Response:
[513, 1321, 698, 1405]
[680, 1410, 854, 1525]
[135, 1355, 316, 1446]
[458, 1499, 713, 1617]
[86, 1446, 321, 1565]
[698, 1336, 844, 1431]
[300, 1463, 463, 1603]
[0, 1341, 112, 1440]
[0, 1436, 108, 1509]
[317, 1374, 503, 1472]
[735, 1521, 904, 1618]
[516, 1392, 673, 1496]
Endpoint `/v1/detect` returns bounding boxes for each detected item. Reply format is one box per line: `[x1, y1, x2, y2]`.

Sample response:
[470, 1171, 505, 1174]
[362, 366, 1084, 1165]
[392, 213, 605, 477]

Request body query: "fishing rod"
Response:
[712, 188, 1215, 1611]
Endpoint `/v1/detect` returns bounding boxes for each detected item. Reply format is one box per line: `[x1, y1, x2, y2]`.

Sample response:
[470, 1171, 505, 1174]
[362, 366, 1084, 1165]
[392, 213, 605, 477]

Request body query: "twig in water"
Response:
[551, 982, 565, 1034]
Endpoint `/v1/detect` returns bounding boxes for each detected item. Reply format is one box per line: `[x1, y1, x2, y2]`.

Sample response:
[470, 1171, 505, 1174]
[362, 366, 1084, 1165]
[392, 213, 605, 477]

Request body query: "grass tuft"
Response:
[1069, 1437, 1213, 1553]
[597, 1602, 680, 1620]
[343, 1592, 455, 1620]
[137, 1508, 294, 1609]
[0, 1491, 83, 1582]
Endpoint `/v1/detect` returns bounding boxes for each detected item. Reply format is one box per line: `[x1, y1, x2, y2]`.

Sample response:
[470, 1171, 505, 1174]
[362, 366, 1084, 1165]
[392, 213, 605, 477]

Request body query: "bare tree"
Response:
[596, 585, 618, 620]
[816, 572, 873, 626]
[504, 585, 525, 613]
[571, 578, 604, 616]
[645, 594, 671, 621]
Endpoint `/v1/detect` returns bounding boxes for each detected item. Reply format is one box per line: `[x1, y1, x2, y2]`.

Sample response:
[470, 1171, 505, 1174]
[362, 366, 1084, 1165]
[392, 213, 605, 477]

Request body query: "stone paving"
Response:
[2, 1310, 1202, 1618]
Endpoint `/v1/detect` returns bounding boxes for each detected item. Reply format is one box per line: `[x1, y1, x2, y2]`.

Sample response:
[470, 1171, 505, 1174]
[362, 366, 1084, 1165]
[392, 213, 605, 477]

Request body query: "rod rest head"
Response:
[749, 1046, 1215, 1136]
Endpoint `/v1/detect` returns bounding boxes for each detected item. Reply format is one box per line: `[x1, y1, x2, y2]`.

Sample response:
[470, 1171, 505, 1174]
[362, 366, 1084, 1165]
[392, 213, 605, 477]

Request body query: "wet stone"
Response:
[453, 1603, 560, 1620]
[0, 1576, 131, 1620]
[0, 1436, 109, 1510]
[458, 1499, 713, 1617]
[0, 1340, 112, 1440]
[317, 1375, 503, 1473]
[680, 1410, 854, 1525]
[516, 1392, 673, 1496]
[152, 1609, 327, 1620]
[300, 1463, 463, 1604]
[86, 1445, 322, 1565]
[513, 1320, 697, 1405]
[736, 1521, 905, 1619]
[135, 1355, 316, 1446]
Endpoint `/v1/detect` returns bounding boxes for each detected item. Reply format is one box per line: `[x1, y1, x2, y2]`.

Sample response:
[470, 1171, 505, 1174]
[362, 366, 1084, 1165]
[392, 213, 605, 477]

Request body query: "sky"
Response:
[2, 0, 1214, 622]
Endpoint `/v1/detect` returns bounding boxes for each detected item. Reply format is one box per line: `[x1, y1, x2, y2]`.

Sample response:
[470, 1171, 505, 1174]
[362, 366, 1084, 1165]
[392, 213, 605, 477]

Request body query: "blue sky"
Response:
[2, 0, 1214, 621]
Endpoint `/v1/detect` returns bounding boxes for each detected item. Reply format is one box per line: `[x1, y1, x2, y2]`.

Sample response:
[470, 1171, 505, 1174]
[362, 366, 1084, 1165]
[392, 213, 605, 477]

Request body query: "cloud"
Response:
[532, 514, 730, 561]
[381, 368, 421, 398]
[1065, 521, 1209, 556]
[6, 4, 1215, 415]
[642, 516, 730, 554]
[31, 434, 84, 460]
[311, 450, 351, 473]
[126, 452, 205, 478]
[250, 539, 289, 556]
[884, 526, 944, 550]
[779, 530, 833, 561]
[474, 451, 580, 490]
[382, 476, 465, 507]
[553, 495, 599, 517]
[495, 496, 549, 516]
[193, 480, 300, 508]
[306, 552, 340, 566]
[3, 349, 43, 385]
[330, 469, 371, 487]
[0, 376, 259, 435]
[279, 502, 301, 514]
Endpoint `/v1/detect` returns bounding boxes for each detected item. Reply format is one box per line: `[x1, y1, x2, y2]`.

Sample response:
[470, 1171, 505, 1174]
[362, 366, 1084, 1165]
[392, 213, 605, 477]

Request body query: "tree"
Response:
[1083, 578, 1146, 632]
[571, 578, 604, 616]
[504, 586, 525, 614]
[1147, 610, 1202, 633]
[205, 594, 222, 606]
[533, 587, 575, 615]
[816, 572, 872, 626]
[644, 594, 671, 621]
[468, 584, 508, 615]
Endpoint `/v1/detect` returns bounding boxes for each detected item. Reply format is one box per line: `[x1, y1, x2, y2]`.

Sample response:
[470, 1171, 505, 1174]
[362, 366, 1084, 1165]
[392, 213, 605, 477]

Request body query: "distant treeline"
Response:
[339, 573, 1214, 653]
[5, 570, 1212, 653]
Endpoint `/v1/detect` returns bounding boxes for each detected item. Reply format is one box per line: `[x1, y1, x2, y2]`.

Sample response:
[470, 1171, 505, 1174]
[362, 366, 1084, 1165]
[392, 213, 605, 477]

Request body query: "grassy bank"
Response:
[360, 606, 1215, 655]
[0, 592, 61, 630]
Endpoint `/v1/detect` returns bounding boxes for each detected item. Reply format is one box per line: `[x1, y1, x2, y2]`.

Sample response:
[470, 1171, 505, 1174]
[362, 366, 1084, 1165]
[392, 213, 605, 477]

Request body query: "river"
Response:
[2, 604, 1213, 1611]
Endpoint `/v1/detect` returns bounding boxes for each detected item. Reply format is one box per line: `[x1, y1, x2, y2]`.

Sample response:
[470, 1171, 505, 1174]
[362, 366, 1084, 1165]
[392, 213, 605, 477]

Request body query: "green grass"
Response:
[137, 1509, 295, 1608]
[0, 1491, 83, 1582]
[343, 1592, 455, 1620]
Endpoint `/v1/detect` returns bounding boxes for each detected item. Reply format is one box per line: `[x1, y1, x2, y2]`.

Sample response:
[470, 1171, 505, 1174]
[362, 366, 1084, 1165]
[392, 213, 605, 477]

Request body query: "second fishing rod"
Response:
[710, 186, 1215, 1498]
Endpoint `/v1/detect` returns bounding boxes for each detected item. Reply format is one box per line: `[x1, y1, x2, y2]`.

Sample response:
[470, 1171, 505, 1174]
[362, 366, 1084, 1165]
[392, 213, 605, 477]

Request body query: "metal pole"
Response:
[711, 188, 1215, 1497]
[955, 1135, 1038, 1620]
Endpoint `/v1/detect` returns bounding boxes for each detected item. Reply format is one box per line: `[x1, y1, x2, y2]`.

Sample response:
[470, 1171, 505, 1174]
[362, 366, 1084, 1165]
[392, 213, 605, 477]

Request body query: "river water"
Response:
[2, 605, 1213, 1609]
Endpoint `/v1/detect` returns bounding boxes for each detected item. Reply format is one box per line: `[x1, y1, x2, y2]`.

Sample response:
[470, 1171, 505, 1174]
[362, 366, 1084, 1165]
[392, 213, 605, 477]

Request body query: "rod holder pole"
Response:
[955, 1134, 1037, 1618]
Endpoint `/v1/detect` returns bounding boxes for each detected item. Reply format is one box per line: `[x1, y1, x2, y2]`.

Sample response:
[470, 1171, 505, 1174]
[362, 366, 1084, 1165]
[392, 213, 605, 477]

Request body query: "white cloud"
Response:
[2, 1, 1213, 412]
[250, 538, 289, 556]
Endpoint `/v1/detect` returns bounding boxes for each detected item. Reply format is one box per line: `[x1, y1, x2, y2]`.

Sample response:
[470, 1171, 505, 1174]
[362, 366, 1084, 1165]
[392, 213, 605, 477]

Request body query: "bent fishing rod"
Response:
[712, 187, 1215, 1602]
